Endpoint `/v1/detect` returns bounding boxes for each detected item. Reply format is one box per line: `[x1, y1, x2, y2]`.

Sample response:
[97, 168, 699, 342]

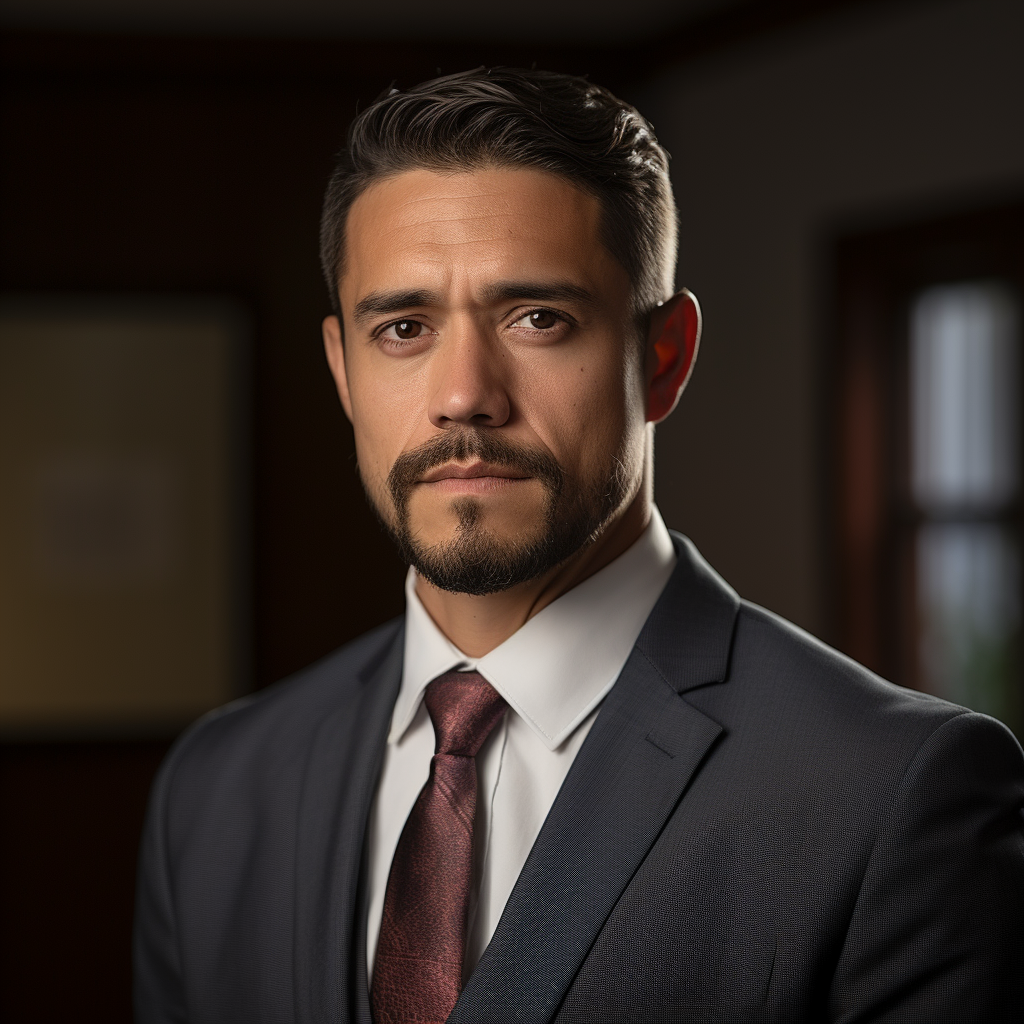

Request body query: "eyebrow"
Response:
[349, 281, 596, 329]
[351, 289, 439, 327]
[481, 281, 596, 308]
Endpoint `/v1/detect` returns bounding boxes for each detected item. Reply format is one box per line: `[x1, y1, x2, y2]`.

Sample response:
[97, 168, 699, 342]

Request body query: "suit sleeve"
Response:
[134, 748, 190, 1024]
[830, 711, 1024, 1023]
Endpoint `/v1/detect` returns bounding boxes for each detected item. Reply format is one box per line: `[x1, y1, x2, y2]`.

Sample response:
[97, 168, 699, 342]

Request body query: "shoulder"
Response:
[153, 617, 403, 805]
[703, 600, 1023, 797]
[649, 534, 1022, 786]
[731, 600, 960, 725]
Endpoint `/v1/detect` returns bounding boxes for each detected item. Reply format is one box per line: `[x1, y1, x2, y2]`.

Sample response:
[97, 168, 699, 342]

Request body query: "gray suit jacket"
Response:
[135, 533, 1024, 1022]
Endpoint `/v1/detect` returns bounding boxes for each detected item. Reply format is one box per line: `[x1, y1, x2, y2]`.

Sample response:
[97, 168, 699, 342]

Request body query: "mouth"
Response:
[419, 460, 531, 492]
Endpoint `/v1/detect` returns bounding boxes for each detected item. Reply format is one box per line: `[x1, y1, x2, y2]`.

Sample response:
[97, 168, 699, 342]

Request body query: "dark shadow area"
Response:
[0, 740, 171, 1022]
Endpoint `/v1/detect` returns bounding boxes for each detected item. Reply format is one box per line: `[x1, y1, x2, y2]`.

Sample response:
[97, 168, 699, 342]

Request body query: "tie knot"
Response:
[424, 670, 506, 757]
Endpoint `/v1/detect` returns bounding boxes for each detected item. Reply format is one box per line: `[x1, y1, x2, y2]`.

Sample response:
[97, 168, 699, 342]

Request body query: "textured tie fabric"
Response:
[371, 670, 507, 1024]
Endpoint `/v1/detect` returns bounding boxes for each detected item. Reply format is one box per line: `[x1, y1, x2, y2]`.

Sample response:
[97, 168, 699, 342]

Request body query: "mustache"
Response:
[387, 429, 564, 508]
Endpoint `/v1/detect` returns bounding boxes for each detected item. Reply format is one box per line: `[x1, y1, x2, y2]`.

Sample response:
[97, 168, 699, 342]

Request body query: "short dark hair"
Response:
[319, 67, 677, 322]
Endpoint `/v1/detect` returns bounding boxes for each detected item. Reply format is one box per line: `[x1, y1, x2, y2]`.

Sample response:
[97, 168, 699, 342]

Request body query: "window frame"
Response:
[830, 198, 1024, 730]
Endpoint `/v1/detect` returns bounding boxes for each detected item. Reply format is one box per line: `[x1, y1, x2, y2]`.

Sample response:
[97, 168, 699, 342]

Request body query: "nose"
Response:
[427, 320, 511, 430]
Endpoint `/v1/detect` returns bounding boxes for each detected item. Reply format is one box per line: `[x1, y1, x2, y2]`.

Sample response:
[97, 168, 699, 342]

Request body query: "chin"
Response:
[406, 512, 599, 596]
[416, 496, 542, 544]
[417, 528, 548, 569]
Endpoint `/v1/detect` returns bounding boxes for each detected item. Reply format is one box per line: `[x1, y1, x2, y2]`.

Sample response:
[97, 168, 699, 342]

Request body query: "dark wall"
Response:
[0, 741, 171, 1022]
[3, 36, 399, 691]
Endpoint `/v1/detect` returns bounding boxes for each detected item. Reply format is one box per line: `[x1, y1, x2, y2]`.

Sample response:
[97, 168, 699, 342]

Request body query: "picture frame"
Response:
[0, 295, 250, 735]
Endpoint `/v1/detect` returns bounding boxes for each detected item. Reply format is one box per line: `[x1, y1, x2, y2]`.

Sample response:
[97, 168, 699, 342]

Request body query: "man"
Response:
[135, 69, 1024, 1023]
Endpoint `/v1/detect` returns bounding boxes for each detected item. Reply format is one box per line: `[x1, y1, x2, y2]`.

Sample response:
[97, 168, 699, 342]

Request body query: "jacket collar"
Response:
[292, 623, 404, 1024]
[635, 531, 739, 694]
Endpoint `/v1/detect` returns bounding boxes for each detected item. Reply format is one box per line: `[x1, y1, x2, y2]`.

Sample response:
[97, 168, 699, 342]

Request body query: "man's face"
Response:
[332, 166, 649, 594]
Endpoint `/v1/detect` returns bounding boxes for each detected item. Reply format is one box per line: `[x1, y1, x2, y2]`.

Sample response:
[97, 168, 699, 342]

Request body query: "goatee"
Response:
[372, 428, 629, 595]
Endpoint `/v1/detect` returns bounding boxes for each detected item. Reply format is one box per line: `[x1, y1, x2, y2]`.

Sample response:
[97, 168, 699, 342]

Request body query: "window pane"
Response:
[917, 523, 1020, 726]
[910, 282, 1019, 508]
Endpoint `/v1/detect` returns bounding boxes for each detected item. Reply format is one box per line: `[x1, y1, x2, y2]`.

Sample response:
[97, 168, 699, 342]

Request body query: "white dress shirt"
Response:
[365, 506, 677, 982]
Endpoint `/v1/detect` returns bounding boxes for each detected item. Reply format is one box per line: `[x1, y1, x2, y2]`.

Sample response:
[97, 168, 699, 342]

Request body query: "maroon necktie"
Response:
[371, 670, 507, 1024]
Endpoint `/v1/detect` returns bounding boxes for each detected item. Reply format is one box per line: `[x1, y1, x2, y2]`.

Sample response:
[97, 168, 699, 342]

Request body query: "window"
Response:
[833, 201, 1024, 739]
[908, 283, 1021, 726]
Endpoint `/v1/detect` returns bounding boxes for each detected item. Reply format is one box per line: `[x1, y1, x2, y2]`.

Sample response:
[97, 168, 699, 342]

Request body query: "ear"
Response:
[645, 288, 701, 424]
[322, 315, 354, 423]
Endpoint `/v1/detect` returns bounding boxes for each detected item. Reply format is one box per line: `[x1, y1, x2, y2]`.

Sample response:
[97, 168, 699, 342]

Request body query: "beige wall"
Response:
[638, 0, 1024, 640]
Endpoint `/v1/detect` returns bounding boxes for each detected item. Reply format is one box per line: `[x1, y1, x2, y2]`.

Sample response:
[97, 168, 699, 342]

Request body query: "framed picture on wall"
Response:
[0, 295, 250, 735]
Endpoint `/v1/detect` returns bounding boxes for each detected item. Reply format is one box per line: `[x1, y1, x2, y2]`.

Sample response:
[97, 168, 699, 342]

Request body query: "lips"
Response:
[420, 461, 530, 483]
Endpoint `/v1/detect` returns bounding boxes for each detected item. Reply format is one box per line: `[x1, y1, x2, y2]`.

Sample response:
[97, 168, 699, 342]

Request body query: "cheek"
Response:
[348, 385, 407, 498]
[521, 343, 646, 476]
[350, 423, 389, 513]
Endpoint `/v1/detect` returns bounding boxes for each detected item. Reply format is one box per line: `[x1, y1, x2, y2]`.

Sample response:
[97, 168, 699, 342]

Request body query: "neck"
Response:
[414, 476, 653, 658]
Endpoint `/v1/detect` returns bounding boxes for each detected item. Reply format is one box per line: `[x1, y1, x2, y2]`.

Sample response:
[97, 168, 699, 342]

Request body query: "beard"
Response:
[367, 428, 631, 596]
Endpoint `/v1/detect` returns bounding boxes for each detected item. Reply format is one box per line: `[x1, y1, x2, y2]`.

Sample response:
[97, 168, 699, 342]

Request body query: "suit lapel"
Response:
[292, 624, 403, 1024]
[450, 533, 739, 1024]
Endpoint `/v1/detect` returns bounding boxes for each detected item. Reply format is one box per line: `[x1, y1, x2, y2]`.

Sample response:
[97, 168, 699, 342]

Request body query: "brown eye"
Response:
[393, 320, 422, 339]
[528, 310, 558, 329]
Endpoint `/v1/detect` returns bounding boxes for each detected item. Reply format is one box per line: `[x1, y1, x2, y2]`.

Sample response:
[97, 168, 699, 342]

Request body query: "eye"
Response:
[380, 319, 426, 341]
[511, 309, 561, 331]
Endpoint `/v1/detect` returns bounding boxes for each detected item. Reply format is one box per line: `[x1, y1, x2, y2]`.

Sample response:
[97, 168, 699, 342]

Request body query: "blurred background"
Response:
[0, 0, 1021, 1019]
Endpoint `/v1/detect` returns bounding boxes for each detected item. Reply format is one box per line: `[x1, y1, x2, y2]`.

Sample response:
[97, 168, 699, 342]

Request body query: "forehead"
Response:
[340, 166, 623, 306]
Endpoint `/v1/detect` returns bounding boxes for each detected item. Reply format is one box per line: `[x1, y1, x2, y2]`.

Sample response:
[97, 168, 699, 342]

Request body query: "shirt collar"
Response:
[393, 506, 677, 751]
